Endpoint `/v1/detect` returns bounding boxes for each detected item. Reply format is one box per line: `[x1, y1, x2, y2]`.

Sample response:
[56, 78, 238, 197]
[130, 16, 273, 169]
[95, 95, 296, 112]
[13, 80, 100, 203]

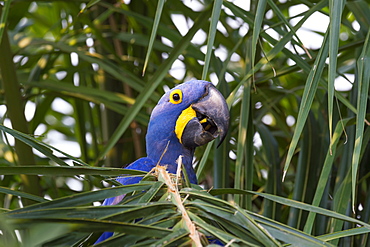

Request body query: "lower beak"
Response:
[180, 84, 229, 148]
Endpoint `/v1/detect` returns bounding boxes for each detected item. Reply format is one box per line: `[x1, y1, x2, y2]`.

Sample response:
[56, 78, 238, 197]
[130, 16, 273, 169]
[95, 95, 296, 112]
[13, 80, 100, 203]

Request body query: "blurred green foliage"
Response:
[0, 0, 370, 246]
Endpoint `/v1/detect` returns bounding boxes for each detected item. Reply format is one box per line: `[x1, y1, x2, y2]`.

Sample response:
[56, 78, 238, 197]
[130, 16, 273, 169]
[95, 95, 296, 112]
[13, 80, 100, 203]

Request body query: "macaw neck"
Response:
[146, 134, 197, 184]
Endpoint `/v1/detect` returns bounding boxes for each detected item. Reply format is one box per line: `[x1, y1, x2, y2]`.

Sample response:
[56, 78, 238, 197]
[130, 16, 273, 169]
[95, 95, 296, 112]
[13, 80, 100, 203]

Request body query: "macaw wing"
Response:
[95, 157, 155, 245]
[102, 157, 155, 206]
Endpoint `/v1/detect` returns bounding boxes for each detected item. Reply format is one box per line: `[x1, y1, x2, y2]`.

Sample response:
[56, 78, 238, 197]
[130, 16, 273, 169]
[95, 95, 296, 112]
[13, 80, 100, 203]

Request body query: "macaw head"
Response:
[146, 80, 229, 183]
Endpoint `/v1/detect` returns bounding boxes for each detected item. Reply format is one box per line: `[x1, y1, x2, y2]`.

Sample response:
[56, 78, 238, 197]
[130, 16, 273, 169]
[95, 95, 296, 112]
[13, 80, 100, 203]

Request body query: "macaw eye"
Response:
[169, 89, 183, 104]
[173, 93, 180, 101]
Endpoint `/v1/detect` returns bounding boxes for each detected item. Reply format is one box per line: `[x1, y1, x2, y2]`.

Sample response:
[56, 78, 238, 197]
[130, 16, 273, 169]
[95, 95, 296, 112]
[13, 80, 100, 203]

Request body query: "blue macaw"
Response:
[95, 80, 229, 244]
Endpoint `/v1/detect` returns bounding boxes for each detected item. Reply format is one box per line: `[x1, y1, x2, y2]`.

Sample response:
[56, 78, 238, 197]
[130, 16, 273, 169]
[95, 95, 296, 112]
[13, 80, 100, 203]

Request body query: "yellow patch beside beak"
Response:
[175, 106, 196, 143]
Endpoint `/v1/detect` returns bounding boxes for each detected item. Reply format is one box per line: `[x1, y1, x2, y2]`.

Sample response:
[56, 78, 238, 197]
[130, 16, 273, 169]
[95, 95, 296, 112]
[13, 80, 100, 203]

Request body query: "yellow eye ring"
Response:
[169, 89, 183, 104]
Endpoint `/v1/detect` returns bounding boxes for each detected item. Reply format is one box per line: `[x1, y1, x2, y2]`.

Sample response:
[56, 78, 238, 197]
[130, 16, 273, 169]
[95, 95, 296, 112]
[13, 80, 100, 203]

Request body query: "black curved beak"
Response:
[181, 84, 229, 148]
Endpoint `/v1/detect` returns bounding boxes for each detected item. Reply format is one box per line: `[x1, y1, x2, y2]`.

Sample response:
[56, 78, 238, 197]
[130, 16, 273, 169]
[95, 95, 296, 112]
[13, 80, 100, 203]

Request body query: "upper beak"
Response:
[181, 84, 229, 148]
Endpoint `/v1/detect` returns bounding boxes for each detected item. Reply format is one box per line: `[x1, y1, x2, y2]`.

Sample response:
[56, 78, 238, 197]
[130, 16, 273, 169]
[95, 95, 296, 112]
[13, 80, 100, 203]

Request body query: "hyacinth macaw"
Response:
[95, 80, 229, 244]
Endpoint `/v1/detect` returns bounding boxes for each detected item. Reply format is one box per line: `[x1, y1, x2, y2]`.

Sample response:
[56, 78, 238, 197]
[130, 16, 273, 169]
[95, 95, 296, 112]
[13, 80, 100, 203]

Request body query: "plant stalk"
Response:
[0, 10, 41, 205]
